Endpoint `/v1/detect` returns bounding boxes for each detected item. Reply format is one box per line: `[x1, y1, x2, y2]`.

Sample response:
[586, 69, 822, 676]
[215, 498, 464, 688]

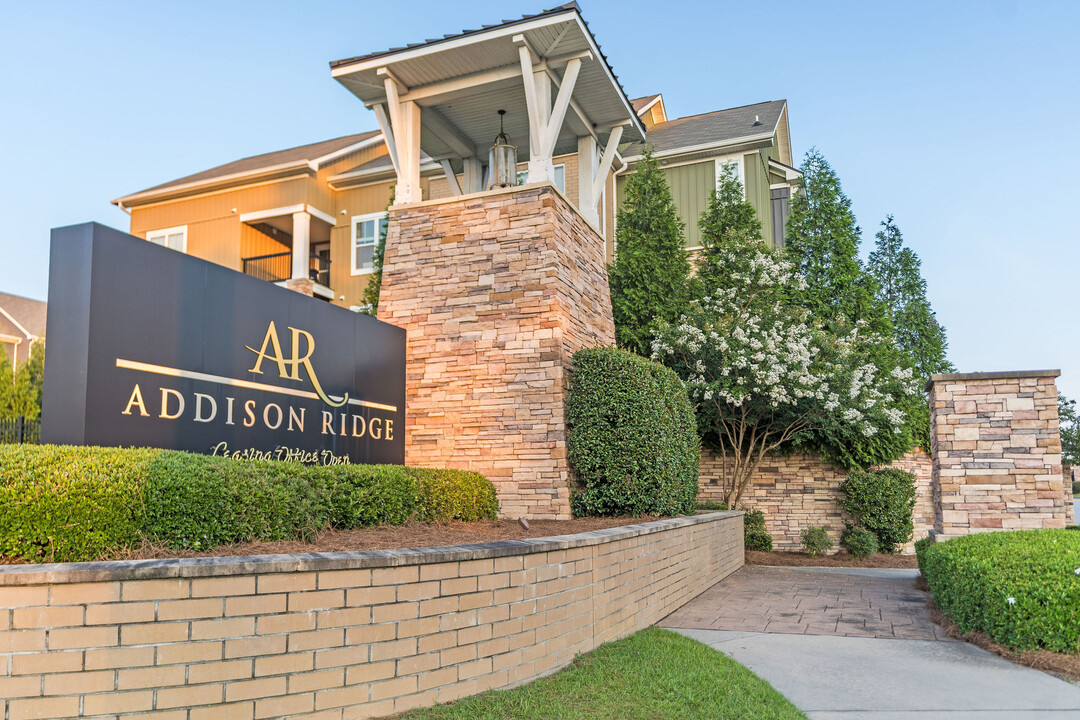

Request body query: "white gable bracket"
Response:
[439, 160, 463, 196]
[591, 125, 623, 200]
[372, 104, 399, 175]
[545, 58, 581, 157]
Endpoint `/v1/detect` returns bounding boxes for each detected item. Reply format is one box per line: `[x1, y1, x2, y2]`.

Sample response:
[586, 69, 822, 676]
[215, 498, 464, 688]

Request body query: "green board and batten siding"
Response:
[616, 161, 714, 249]
[616, 153, 777, 250]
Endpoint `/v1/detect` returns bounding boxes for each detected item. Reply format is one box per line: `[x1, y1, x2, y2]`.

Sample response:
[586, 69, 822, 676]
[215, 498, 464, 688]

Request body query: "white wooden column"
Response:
[577, 136, 599, 227]
[576, 125, 623, 230]
[463, 157, 484, 194]
[291, 210, 311, 280]
[516, 35, 583, 187]
[379, 69, 423, 205]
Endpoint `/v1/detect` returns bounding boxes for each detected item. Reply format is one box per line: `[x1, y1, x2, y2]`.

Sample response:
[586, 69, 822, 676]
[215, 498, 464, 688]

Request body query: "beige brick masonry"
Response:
[0, 512, 742, 720]
[378, 185, 615, 520]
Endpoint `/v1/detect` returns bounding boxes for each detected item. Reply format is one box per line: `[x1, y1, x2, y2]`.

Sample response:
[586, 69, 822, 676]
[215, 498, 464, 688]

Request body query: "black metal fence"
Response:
[243, 253, 331, 287]
[0, 416, 41, 444]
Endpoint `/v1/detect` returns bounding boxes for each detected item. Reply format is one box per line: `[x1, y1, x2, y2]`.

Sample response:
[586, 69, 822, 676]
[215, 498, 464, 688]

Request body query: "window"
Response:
[714, 157, 745, 199]
[146, 225, 187, 252]
[516, 163, 566, 193]
[351, 212, 387, 275]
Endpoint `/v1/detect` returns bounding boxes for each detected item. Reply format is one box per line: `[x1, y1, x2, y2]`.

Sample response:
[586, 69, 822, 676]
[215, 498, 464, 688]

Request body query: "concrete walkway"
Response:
[660, 565, 1080, 719]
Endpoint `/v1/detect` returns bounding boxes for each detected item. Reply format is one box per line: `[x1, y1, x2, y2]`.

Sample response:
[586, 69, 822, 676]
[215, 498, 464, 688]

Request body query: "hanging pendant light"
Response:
[487, 109, 517, 189]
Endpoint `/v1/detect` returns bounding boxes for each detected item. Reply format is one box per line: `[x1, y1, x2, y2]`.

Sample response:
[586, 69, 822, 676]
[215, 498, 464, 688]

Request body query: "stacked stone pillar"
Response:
[377, 185, 615, 519]
[927, 370, 1066, 540]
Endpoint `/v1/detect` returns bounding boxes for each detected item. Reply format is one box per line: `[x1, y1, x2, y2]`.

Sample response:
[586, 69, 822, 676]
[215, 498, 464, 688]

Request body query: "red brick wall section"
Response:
[928, 371, 1066, 537]
[698, 450, 933, 554]
[378, 185, 615, 520]
[0, 513, 742, 720]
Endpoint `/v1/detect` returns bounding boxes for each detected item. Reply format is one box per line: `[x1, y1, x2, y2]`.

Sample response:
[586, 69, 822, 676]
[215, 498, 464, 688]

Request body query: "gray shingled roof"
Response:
[0, 292, 47, 339]
[622, 99, 787, 158]
[630, 94, 660, 113]
[116, 131, 381, 201]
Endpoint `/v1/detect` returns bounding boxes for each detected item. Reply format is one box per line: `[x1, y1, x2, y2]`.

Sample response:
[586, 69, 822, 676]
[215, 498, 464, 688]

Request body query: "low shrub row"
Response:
[916, 530, 1080, 653]
[0, 444, 499, 563]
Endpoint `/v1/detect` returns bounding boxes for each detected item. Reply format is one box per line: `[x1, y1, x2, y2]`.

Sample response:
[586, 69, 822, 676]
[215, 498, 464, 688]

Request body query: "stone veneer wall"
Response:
[378, 184, 615, 520]
[0, 513, 742, 720]
[928, 370, 1066, 538]
[698, 450, 933, 553]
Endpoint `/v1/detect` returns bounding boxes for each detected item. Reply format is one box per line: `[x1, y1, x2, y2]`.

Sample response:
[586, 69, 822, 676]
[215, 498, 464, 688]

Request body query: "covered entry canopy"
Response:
[329, 3, 644, 217]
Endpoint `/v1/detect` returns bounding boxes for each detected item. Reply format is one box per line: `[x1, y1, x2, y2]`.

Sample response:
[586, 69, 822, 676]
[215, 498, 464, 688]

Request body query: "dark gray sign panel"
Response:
[42, 222, 406, 465]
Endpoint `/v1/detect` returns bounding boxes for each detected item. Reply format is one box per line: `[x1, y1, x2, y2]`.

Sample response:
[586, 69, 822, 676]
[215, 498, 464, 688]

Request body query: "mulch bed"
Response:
[925, 597, 1080, 683]
[1, 516, 663, 564]
[745, 549, 918, 569]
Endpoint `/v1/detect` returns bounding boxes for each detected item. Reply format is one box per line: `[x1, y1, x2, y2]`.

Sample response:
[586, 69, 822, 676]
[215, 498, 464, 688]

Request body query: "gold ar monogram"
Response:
[245, 321, 349, 408]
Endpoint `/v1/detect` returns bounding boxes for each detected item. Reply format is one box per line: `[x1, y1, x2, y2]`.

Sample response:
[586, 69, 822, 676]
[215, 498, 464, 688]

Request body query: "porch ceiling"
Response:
[329, 4, 643, 167]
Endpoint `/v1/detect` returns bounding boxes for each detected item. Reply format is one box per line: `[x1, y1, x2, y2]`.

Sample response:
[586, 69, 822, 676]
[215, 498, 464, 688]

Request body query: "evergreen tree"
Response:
[867, 217, 953, 452]
[694, 164, 764, 298]
[1060, 393, 1080, 467]
[784, 149, 917, 463]
[0, 348, 40, 420]
[609, 146, 691, 356]
[868, 216, 954, 380]
[359, 189, 394, 317]
[785, 148, 882, 330]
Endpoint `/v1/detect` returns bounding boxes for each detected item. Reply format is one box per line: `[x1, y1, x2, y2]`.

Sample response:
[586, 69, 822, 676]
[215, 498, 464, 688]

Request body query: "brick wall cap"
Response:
[0, 511, 742, 586]
[925, 369, 1061, 393]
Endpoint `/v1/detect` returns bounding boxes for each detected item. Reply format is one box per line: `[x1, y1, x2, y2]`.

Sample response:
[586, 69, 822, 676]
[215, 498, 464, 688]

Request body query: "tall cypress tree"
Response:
[695, 164, 764, 298]
[785, 148, 882, 331]
[868, 216, 954, 380]
[609, 147, 691, 356]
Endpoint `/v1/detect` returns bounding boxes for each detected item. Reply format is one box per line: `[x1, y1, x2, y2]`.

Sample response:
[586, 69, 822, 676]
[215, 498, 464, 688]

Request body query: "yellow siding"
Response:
[329, 181, 394, 308]
[239, 223, 289, 262]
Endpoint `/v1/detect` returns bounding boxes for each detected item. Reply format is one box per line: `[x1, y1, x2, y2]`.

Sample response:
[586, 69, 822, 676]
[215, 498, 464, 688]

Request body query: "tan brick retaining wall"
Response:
[379, 184, 615, 520]
[927, 370, 1066, 538]
[698, 450, 932, 553]
[0, 512, 742, 720]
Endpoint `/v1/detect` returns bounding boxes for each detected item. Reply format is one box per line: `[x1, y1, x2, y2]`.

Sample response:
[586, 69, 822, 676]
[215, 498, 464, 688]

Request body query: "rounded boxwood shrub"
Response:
[801, 526, 833, 557]
[840, 524, 878, 558]
[567, 347, 700, 517]
[917, 530, 1080, 653]
[744, 509, 773, 552]
[838, 468, 916, 554]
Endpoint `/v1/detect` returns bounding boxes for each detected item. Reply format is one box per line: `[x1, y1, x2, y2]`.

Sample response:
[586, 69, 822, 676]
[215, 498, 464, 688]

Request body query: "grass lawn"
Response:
[396, 627, 806, 720]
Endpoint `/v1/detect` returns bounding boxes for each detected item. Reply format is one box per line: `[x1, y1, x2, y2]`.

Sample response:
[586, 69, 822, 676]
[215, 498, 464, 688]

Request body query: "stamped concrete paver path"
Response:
[661, 565, 1080, 718]
[663, 564, 948, 640]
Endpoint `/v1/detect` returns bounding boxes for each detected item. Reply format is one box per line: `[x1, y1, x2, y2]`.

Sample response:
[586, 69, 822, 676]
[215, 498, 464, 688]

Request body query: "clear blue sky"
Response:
[2, 1, 1078, 397]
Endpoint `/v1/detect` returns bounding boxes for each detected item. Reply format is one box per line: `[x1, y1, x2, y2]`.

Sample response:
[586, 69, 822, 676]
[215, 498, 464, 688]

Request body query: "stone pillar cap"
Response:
[924, 369, 1060, 393]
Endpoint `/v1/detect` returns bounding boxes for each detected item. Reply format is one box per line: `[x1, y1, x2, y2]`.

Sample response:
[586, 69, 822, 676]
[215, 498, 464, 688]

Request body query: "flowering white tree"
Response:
[652, 237, 919, 508]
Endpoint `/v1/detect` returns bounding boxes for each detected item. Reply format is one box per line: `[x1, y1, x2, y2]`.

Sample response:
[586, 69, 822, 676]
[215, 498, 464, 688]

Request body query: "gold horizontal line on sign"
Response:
[114, 358, 398, 413]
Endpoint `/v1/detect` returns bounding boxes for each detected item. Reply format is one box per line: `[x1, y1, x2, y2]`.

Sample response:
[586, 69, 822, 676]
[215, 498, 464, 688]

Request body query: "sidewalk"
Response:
[661, 566, 1080, 719]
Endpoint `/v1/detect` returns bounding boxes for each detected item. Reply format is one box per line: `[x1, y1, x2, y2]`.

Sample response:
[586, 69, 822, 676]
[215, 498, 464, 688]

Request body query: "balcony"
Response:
[243, 252, 331, 288]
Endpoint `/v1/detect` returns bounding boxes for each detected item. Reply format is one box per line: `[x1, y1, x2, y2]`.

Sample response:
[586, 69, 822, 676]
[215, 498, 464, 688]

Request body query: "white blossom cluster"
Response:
[653, 243, 919, 441]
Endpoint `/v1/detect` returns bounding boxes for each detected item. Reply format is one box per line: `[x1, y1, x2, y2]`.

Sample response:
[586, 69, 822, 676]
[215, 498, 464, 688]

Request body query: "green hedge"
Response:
[0, 444, 498, 563]
[567, 347, 700, 517]
[916, 530, 1080, 653]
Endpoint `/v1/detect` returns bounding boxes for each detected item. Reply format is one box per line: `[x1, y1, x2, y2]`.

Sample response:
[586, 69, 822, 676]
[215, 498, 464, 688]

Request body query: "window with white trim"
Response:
[516, 163, 566, 193]
[714, 157, 745, 199]
[351, 212, 387, 275]
[146, 225, 187, 252]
